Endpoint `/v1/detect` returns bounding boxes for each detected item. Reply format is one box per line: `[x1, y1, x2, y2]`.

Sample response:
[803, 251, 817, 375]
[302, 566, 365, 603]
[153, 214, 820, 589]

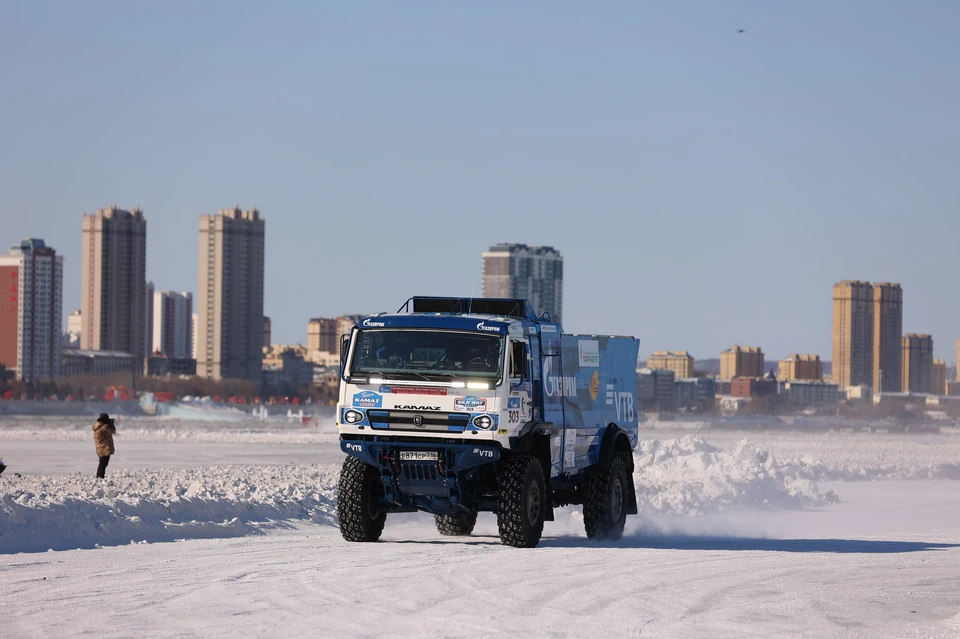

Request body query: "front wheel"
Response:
[435, 512, 478, 536]
[338, 457, 387, 542]
[583, 455, 629, 541]
[496, 455, 546, 548]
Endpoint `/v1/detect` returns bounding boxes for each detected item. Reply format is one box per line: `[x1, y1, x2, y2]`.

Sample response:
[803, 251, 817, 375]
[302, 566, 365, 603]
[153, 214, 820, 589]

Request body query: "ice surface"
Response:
[2, 420, 959, 637]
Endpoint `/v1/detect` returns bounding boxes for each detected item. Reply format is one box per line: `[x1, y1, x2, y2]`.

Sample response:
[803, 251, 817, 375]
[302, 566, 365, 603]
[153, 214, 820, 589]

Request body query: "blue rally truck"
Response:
[336, 297, 640, 548]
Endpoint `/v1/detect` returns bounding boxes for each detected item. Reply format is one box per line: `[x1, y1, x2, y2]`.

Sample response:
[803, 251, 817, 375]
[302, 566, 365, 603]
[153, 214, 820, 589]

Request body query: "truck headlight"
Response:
[344, 409, 364, 424]
[472, 414, 493, 430]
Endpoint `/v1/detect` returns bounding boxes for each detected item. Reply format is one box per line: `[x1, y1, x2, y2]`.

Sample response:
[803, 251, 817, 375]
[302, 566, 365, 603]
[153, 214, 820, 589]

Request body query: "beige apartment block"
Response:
[196, 207, 265, 382]
[308, 317, 339, 354]
[832, 280, 874, 389]
[80, 206, 148, 362]
[933, 359, 947, 396]
[646, 351, 695, 378]
[902, 333, 934, 393]
[872, 283, 903, 392]
[778, 354, 823, 381]
[720, 345, 764, 380]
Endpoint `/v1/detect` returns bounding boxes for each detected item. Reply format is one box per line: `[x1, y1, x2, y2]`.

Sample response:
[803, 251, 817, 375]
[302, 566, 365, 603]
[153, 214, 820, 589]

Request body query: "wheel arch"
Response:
[597, 423, 638, 515]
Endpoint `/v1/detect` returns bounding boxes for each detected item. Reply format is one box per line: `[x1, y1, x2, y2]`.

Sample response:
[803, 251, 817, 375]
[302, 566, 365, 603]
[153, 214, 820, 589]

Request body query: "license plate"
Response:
[400, 451, 438, 461]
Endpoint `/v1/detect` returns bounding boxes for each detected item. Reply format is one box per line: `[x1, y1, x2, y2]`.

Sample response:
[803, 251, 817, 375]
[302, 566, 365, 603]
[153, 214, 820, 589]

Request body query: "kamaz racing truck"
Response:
[336, 296, 640, 548]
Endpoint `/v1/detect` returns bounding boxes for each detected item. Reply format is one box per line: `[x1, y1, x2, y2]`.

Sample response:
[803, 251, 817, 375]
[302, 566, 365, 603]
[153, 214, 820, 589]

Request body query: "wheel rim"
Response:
[611, 478, 624, 522]
[526, 481, 541, 526]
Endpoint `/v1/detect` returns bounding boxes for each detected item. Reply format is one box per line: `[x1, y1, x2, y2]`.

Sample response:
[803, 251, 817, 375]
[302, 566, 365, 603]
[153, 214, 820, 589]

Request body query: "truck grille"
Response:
[367, 410, 470, 432]
[402, 463, 440, 481]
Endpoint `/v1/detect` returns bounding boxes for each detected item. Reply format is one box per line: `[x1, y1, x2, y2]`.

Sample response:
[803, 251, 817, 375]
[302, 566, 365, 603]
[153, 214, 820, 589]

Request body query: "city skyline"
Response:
[2, 4, 959, 361]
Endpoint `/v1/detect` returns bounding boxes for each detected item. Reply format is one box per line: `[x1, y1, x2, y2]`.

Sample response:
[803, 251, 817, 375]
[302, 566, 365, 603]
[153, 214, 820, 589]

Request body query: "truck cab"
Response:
[336, 296, 639, 547]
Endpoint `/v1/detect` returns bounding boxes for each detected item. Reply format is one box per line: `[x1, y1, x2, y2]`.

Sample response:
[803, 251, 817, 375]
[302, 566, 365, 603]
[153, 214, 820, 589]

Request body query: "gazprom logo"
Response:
[476, 321, 501, 333]
[543, 357, 576, 398]
[362, 318, 385, 328]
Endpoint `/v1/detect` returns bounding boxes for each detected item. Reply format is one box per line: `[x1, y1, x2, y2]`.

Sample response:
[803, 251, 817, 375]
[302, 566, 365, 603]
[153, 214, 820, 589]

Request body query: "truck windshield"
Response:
[349, 330, 503, 381]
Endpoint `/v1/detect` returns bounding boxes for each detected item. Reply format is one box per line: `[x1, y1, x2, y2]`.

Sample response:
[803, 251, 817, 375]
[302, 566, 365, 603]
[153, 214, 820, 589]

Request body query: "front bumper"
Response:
[340, 439, 501, 514]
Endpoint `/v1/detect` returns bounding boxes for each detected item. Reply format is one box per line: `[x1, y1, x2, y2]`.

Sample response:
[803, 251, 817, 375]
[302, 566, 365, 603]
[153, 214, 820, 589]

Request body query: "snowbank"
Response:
[634, 435, 838, 515]
[0, 423, 340, 445]
[1, 465, 340, 554]
[1, 435, 851, 554]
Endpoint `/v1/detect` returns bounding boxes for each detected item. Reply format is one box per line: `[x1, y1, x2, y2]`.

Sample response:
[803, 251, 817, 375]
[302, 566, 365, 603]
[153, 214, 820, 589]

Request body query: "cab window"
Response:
[509, 341, 527, 378]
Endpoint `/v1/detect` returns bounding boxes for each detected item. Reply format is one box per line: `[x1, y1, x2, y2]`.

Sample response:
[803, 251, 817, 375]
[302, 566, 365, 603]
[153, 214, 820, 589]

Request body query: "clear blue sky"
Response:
[2, 1, 958, 363]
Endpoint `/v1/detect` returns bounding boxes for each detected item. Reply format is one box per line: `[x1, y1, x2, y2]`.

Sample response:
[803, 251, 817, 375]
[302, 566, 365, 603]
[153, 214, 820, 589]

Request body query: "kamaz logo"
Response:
[362, 319, 385, 327]
[476, 321, 501, 333]
[345, 444, 363, 452]
[473, 448, 495, 458]
[394, 405, 440, 411]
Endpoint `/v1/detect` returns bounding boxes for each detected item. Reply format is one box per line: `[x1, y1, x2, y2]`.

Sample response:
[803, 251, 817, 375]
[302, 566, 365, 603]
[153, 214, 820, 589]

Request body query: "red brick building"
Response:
[0, 260, 18, 372]
[730, 377, 777, 399]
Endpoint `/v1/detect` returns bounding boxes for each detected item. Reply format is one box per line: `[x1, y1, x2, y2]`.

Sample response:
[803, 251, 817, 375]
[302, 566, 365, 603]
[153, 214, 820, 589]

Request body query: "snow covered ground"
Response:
[2, 418, 959, 637]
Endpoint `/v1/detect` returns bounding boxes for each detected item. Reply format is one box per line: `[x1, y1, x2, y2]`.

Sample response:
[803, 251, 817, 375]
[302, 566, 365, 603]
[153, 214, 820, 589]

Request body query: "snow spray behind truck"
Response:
[336, 297, 640, 548]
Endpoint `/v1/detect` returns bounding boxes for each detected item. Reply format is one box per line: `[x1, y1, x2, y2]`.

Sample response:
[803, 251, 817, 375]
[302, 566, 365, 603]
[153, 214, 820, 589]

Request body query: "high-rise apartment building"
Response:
[720, 345, 764, 379]
[196, 207, 265, 382]
[308, 317, 339, 354]
[832, 280, 904, 390]
[145, 281, 155, 355]
[0, 239, 63, 380]
[778, 354, 823, 381]
[153, 291, 193, 359]
[902, 333, 934, 393]
[482, 243, 563, 323]
[80, 206, 148, 361]
[832, 281, 874, 389]
[872, 283, 903, 392]
[646, 351, 695, 378]
[263, 316, 271, 349]
[191, 313, 198, 360]
[932, 358, 947, 397]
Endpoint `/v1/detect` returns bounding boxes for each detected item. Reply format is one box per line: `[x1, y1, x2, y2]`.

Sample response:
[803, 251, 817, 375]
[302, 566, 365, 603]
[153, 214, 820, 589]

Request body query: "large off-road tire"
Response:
[496, 455, 546, 548]
[338, 456, 387, 542]
[435, 512, 478, 536]
[583, 454, 629, 541]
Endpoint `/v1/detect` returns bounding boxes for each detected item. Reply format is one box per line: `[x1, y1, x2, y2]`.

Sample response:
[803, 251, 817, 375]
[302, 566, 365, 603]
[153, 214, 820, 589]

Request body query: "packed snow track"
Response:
[1, 420, 959, 637]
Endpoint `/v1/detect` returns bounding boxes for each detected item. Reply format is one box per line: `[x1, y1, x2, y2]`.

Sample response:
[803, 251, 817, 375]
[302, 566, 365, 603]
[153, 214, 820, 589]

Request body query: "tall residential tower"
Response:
[80, 206, 148, 361]
[482, 243, 563, 323]
[153, 291, 193, 359]
[831, 280, 904, 390]
[832, 281, 874, 389]
[902, 334, 934, 394]
[196, 207, 265, 382]
[872, 283, 903, 392]
[0, 239, 63, 380]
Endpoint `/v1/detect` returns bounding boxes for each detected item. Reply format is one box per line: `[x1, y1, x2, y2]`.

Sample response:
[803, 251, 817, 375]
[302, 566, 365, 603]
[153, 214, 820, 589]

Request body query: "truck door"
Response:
[538, 329, 566, 476]
[526, 334, 541, 422]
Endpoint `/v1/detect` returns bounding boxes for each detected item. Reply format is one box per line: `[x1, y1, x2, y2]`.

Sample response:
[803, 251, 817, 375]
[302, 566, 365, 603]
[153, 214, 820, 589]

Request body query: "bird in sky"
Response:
[737, 29, 745, 34]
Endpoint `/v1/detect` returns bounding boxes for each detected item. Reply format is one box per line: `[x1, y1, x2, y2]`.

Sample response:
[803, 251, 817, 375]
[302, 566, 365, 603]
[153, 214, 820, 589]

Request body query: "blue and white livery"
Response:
[336, 296, 640, 548]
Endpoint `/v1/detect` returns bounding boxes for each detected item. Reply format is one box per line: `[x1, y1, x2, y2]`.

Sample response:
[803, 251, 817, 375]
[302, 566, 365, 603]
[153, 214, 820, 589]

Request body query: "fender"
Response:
[598, 424, 638, 515]
[507, 420, 557, 452]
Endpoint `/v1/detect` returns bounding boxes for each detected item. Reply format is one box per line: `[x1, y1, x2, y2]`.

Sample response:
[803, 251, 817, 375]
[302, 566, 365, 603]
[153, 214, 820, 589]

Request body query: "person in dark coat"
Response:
[93, 413, 116, 479]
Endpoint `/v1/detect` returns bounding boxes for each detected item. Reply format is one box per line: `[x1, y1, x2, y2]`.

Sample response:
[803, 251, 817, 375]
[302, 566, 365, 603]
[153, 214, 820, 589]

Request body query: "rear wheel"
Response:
[496, 455, 546, 548]
[583, 455, 629, 541]
[435, 512, 478, 536]
[338, 457, 387, 542]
